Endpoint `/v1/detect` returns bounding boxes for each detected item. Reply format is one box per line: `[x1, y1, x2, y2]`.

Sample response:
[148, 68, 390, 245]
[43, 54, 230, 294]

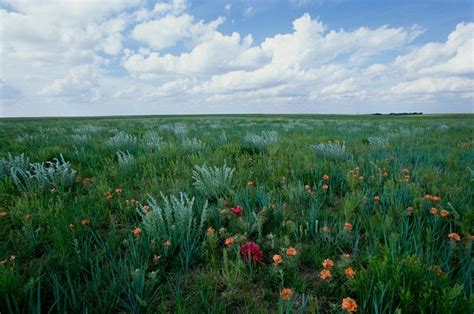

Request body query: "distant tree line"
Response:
[372, 112, 423, 116]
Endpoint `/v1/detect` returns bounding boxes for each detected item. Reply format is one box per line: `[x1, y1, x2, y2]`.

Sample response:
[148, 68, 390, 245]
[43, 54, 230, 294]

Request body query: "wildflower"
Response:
[322, 259, 334, 268]
[81, 219, 90, 226]
[358, 176, 364, 182]
[435, 267, 444, 277]
[402, 168, 409, 175]
[323, 174, 329, 180]
[50, 187, 57, 193]
[143, 205, 151, 213]
[344, 223, 353, 231]
[82, 177, 92, 185]
[354, 166, 360, 173]
[424, 194, 433, 201]
[320, 269, 331, 280]
[115, 188, 122, 193]
[207, 226, 215, 235]
[430, 207, 438, 215]
[224, 237, 234, 247]
[152, 255, 161, 264]
[403, 175, 410, 183]
[69, 223, 75, 230]
[0, 211, 7, 217]
[231, 205, 243, 217]
[133, 227, 142, 237]
[163, 240, 171, 247]
[322, 184, 329, 190]
[342, 297, 358, 313]
[342, 253, 351, 261]
[406, 207, 414, 216]
[432, 196, 440, 202]
[280, 288, 293, 300]
[304, 184, 312, 192]
[440, 209, 449, 217]
[240, 242, 264, 262]
[322, 226, 331, 234]
[373, 195, 380, 202]
[247, 181, 254, 188]
[224, 200, 230, 207]
[273, 254, 283, 265]
[286, 247, 297, 256]
[344, 267, 356, 278]
[104, 191, 113, 200]
[10, 255, 16, 261]
[448, 233, 461, 241]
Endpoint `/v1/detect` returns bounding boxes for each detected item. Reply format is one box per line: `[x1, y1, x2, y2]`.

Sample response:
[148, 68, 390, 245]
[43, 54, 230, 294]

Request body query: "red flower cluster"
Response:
[231, 205, 244, 216]
[240, 242, 264, 262]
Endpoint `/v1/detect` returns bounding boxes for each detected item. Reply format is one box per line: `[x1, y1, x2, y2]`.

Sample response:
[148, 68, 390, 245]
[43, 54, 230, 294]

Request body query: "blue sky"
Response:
[1, 0, 473, 116]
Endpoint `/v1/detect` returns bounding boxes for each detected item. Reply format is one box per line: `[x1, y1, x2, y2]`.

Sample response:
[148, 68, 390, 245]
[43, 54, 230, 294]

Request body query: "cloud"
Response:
[38, 65, 101, 102]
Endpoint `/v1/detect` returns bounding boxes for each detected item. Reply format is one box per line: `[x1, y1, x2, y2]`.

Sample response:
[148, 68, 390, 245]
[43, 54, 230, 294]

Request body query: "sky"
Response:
[0, 0, 473, 117]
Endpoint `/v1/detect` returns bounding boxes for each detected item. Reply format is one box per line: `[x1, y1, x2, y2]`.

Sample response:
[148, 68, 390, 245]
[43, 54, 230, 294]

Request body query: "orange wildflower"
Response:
[323, 174, 329, 180]
[440, 209, 449, 217]
[322, 226, 331, 234]
[448, 233, 461, 241]
[224, 237, 234, 247]
[273, 254, 283, 265]
[207, 227, 215, 235]
[322, 259, 334, 268]
[320, 269, 331, 280]
[143, 205, 151, 213]
[424, 194, 433, 201]
[286, 247, 297, 256]
[133, 227, 142, 237]
[342, 297, 358, 313]
[373, 195, 380, 202]
[81, 219, 90, 226]
[344, 267, 356, 278]
[322, 184, 329, 190]
[401, 168, 409, 175]
[115, 188, 122, 193]
[432, 196, 440, 202]
[280, 288, 293, 300]
[430, 207, 438, 215]
[344, 223, 353, 231]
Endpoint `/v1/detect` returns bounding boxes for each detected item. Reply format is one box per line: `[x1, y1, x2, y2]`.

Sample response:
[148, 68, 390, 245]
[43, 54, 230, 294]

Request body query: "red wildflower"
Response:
[231, 205, 244, 216]
[240, 242, 264, 262]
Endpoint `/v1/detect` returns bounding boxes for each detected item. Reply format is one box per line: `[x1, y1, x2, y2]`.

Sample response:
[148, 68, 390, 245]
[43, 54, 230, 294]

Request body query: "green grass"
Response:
[0, 114, 472, 313]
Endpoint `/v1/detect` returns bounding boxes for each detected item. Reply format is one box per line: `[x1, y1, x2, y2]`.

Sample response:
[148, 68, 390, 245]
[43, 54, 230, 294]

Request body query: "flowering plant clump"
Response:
[231, 205, 244, 216]
[240, 242, 264, 262]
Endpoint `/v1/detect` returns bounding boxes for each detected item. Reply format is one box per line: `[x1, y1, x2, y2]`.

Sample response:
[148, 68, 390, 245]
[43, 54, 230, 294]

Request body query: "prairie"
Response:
[0, 114, 473, 313]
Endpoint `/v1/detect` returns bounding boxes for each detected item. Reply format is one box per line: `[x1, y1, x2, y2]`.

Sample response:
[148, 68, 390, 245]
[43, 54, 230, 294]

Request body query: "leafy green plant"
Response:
[192, 164, 235, 199]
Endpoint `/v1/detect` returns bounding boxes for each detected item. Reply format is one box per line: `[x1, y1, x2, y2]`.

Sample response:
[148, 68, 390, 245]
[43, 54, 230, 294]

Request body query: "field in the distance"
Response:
[1, 115, 473, 313]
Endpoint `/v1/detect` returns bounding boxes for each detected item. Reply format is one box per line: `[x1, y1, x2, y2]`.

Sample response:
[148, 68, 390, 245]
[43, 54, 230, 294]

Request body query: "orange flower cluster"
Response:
[286, 247, 297, 256]
[344, 267, 356, 278]
[225, 237, 234, 247]
[81, 219, 90, 226]
[448, 233, 461, 241]
[320, 269, 331, 280]
[430, 207, 438, 215]
[342, 297, 358, 313]
[344, 223, 353, 231]
[440, 209, 449, 217]
[273, 254, 283, 265]
[133, 227, 142, 237]
[322, 174, 330, 180]
[322, 259, 334, 268]
[280, 288, 293, 300]
[424, 194, 440, 202]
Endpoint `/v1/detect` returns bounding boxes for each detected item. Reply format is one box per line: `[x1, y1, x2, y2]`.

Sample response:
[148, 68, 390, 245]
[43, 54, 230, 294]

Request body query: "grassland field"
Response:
[0, 114, 473, 313]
